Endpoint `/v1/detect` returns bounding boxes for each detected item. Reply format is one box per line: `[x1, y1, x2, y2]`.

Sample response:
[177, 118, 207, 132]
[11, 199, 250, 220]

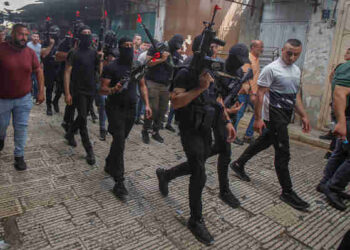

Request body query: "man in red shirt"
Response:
[0, 23, 45, 171]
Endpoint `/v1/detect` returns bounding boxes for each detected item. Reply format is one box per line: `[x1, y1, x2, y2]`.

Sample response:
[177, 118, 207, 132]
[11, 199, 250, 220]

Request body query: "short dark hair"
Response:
[12, 23, 28, 34]
[285, 39, 302, 47]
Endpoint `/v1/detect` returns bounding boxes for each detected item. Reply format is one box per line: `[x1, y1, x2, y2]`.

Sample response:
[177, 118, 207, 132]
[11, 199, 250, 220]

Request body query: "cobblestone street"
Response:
[0, 103, 349, 250]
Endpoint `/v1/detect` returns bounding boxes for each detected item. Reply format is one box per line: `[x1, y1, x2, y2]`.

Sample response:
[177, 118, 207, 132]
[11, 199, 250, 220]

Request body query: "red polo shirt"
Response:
[0, 42, 40, 99]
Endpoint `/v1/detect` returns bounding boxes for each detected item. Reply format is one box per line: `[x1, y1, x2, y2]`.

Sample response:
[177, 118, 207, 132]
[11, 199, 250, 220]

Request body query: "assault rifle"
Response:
[98, 10, 107, 52]
[190, 5, 226, 77]
[222, 68, 254, 107]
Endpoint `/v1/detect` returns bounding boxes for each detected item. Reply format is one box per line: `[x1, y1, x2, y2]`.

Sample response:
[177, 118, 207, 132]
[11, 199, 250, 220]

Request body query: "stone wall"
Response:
[301, 1, 337, 128]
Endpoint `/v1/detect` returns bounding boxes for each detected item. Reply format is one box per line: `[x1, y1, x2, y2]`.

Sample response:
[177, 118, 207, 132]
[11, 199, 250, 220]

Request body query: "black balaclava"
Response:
[225, 43, 250, 75]
[78, 25, 92, 49]
[118, 36, 133, 65]
[168, 34, 184, 53]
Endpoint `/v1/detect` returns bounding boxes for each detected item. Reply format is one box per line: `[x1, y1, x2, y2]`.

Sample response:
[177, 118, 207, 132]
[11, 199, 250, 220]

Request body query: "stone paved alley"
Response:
[0, 103, 349, 250]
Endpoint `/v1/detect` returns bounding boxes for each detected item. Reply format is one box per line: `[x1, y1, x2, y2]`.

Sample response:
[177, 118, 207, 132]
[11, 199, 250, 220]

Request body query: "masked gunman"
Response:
[100, 37, 152, 200]
[64, 25, 103, 165]
[41, 25, 62, 116]
[0, 23, 45, 170]
[141, 34, 184, 144]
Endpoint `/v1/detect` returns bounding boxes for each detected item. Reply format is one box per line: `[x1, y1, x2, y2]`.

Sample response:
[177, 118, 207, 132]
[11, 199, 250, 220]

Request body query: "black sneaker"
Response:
[324, 151, 332, 159]
[46, 105, 53, 116]
[187, 218, 214, 246]
[53, 101, 60, 113]
[91, 111, 98, 124]
[317, 183, 350, 200]
[152, 132, 164, 143]
[243, 136, 255, 145]
[280, 191, 309, 211]
[86, 150, 96, 165]
[64, 133, 77, 147]
[113, 181, 128, 200]
[230, 161, 251, 182]
[165, 124, 176, 132]
[142, 130, 150, 144]
[14, 156, 27, 171]
[135, 119, 144, 125]
[0, 139, 4, 151]
[319, 131, 333, 140]
[233, 137, 244, 146]
[99, 129, 107, 141]
[219, 189, 240, 208]
[156, 168, 169, 197]
[324, 187, 346, 211]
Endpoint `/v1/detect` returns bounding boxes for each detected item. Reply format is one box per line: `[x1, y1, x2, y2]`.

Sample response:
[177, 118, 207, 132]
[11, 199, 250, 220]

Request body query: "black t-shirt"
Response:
[42, 43, 60, 82]
[173, 67, 218, 128]
[67, 47, 99, 96]
[57, 38, 73, 80]
[145, 45, 178, 85]
[102, 59, 137, 106]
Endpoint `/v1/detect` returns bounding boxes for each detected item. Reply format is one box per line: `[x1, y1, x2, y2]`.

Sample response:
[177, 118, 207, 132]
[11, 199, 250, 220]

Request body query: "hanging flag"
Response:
[76, 11, 80, 17]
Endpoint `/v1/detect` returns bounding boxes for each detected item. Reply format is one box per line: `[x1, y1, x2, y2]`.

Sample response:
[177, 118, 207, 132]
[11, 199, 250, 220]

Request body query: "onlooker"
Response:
[234, 40, 264, 145]
[0, 27, 5, 43]
[320, 48, 350, 159]
[0, 23, 45, 170]
[27, 32, 42, 102]
[230, 39, 311, 211]
[133, 34, 143, 60]
[317, 48, 350, 211]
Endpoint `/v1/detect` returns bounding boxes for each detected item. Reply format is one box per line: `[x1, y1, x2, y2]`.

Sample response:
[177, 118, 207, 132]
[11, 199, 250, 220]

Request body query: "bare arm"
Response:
[34, 67, 45, 104]
[139, 78, 150, 107]
[41, 39, 55, 58]
[171, 87, 205, 110]
[146, 51, 169, 67]
[64, 64, 73, 105]
[55, 51, 68, 62]
[295, 92, 307, 118]
[334, 85, 350, 123]
[254, 86, 269, 121]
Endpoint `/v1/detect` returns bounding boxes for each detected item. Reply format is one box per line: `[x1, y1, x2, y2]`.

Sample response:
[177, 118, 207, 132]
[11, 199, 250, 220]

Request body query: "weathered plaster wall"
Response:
[238, 0, 264, 46]
[301, 2, 337, 128]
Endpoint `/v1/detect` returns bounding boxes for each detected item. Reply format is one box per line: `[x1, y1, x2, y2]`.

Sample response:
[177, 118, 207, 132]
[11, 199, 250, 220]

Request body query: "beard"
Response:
[13, 39, 27, 48]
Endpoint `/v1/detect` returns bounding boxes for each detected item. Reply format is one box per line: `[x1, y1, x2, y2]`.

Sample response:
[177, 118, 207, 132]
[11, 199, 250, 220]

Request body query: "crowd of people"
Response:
[1, 22, 350, 247]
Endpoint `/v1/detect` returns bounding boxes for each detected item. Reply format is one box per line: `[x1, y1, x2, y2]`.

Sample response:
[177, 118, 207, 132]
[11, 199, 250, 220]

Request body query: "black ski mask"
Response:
[225, 43, 250, 75]
[79, 34, 92, 49]
[168, 34, 184, 53]
[118, 36, 134, 65]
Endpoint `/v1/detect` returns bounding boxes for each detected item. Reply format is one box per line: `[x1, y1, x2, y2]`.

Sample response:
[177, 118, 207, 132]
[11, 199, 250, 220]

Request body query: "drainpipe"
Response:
[154, 0, 166, 41]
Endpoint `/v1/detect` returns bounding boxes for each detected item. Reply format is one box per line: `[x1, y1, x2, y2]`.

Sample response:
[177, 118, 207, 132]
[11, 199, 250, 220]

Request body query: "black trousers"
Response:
[45, 79, 63, 106]
[165, 124, 212, 221]
[105, 103, 136, 182]
[165, 118, 231, 193]
[63, 104, 76, 125]
[236, 121, 293, 193]
[68, 94, 93, 153]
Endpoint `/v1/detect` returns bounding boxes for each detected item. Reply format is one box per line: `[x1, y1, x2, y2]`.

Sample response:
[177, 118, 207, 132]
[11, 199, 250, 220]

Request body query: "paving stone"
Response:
[0, 102, 347, 249]
[0, 199, 23, 218]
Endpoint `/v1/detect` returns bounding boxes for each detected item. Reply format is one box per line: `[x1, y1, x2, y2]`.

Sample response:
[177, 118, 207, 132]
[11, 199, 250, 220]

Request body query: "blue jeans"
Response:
[0, 93, 33, 157]
[135, 85, 145, 120]
[167, 106, 175, 125]
[95, 94, 107, 131]
[31, 73, 38, 100]
[321, 139, 350, 191]
[234, 94, 255, 137]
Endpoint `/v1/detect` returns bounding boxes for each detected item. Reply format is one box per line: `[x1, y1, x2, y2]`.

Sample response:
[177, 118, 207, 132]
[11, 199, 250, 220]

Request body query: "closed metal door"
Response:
[259, 0, 312, 69]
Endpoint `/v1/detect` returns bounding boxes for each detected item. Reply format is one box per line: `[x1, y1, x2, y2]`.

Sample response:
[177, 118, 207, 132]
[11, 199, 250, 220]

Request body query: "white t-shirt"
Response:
[258, 57, 301, 121]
